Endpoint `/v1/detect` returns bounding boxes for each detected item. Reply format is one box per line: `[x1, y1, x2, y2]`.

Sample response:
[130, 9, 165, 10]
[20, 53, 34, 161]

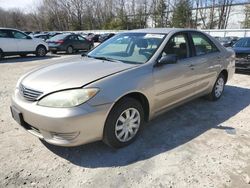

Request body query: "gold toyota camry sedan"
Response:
[10, 28, 235, 148]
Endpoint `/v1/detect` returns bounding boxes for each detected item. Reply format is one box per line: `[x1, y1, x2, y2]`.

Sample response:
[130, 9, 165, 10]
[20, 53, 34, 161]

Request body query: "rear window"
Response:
[49, 34, 68, 41]
[0, 30, 9, 38]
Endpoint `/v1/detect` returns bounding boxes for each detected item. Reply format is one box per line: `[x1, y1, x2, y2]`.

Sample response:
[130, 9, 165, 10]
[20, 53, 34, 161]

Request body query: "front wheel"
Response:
[103, 97, 144, 148]
[0, 50, 3, 60]
[20, 54, 27, 57]
[207, 73, 226, 101]
[36, 46, 47, 57]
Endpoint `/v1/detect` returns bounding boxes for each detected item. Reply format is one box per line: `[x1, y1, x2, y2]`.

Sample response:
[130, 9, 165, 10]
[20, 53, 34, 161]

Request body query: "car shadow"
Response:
[42, 85, 250, 168]
[0, 55, 60, 64]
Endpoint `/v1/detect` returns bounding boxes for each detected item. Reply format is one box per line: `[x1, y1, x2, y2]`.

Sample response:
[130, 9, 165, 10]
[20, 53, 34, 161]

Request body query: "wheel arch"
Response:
[36, 44, 47, 52]
[110, 91, 150, 122]
[220, 69, 228, 84]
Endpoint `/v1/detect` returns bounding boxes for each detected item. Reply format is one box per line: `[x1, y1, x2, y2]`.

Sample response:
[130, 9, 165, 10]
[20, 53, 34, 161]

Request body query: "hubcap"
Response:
[215, 77, 224, 98]
[38, 48, 45, 56]
[115, 108, 140, 142]
[68, 47, 73, 53]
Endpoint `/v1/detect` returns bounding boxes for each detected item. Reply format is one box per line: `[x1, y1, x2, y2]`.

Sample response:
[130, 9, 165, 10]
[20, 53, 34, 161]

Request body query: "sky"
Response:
[0, 0, 41, 12]
[0, 0, 249, 12]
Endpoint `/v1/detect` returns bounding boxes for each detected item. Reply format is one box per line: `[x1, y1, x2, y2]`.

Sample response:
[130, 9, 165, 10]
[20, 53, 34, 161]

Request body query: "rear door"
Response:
[0, 29, 18, 52]
[10, 30, 36, 52]
[188, 32, 221, 94]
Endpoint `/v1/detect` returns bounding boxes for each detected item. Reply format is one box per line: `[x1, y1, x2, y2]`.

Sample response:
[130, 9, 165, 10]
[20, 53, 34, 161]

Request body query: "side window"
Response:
[0, 30, 10, 38]
[69, 35, 78, 40]
[191, 33, 219, 56]
[78, 36, 86, 41]
[11, 31, 28, 39]
[162, 33, 189, 59]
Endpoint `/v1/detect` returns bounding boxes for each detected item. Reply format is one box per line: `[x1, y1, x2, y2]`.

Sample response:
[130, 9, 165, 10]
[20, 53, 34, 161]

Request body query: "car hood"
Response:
[233, 47, 250, 54]
[21, 58, 138, 93]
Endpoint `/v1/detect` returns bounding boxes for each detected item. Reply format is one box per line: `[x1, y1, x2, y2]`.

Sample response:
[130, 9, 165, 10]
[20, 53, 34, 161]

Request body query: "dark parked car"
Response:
[99, 33, 115, 43]
[47, 33, 94, 54]
[33, 34, 51, 41]
[33, 32, 62, 41]
[219, 37, 239, 47]
[233, 37, 250, 72]
[87, 34, 100, 42]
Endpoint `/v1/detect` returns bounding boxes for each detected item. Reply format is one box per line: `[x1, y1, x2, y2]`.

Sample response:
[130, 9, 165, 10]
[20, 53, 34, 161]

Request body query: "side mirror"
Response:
[26, 36, 32, 39]
[157, 54, 177, 65]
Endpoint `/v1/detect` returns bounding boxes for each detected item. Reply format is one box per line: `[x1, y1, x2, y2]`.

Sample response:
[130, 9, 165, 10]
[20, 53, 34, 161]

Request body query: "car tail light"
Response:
[56, 40, 64, 44]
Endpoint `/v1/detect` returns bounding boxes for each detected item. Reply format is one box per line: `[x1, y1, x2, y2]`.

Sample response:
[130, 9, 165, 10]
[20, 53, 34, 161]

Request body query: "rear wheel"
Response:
[207, 73, 226, 101]
[66, 46, 74, 54]
[103, 97, 144, 148]
[36, 45, 47, 57]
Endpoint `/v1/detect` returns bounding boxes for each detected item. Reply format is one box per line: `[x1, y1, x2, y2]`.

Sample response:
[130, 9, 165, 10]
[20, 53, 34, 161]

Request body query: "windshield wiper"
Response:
[87, 55, 118, 62]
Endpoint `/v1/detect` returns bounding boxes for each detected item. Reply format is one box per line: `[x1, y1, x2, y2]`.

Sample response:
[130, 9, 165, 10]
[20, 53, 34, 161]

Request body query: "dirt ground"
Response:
[0, 54, 250, 188]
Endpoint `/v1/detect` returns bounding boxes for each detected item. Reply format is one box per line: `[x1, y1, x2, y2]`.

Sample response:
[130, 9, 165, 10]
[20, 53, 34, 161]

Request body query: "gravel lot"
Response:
[0, 54, 250, 188]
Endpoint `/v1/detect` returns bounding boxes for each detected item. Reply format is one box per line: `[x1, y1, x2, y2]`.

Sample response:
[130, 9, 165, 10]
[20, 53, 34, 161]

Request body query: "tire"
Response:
[20, 54, 27, 57]
[88, 43, 94, 51]
[103, 97, 144, 148]
[36, 45, 47, 57]
[51, 50, 57, 54]
[207, 73, 226, 101]
[66, 46, 74, 54]
[0, 50, 3, 60]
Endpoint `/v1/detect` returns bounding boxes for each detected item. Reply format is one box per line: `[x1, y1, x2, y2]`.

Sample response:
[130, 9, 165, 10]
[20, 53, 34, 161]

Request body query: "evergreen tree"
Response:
[171, 0, 193, 28]
[243, 5, 250, 28]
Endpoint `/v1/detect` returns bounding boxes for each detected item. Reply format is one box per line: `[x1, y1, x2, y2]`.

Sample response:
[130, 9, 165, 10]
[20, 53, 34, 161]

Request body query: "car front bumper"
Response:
[11, 89, 113, 146]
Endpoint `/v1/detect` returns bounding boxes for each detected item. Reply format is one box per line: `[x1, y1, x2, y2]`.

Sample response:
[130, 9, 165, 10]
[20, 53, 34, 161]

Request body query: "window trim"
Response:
[188, 31, 220, 57]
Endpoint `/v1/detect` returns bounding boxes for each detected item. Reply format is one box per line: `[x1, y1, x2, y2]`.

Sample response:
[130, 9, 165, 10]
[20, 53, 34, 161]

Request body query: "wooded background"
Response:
[0, 0, 249, 31]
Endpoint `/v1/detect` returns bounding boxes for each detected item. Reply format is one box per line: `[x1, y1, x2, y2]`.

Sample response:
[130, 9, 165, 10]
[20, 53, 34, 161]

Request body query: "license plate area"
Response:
[10, 106, 29, 129]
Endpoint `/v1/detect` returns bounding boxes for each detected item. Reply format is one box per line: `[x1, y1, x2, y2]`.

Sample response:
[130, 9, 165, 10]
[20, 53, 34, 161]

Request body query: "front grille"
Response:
[19, 84, 43, 101]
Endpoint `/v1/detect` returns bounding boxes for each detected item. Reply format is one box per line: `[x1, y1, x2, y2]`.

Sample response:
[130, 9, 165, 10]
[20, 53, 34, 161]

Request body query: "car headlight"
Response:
[38, 88, 99, 108]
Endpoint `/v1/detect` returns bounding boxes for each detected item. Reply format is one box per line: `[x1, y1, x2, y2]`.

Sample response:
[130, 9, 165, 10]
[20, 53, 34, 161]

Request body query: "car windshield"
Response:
[88, 33, 166, 64]
[234, 38, 250, 48]
[49, 34, 68, 41]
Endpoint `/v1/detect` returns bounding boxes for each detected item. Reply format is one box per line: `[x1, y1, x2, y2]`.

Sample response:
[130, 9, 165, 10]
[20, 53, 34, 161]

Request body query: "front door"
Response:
[153, 32, 199, 113]
[77, 35, 89, 50]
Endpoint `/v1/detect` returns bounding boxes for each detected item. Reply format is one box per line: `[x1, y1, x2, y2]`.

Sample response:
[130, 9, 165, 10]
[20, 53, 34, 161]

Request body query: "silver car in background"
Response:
[10, 28, 235, 148]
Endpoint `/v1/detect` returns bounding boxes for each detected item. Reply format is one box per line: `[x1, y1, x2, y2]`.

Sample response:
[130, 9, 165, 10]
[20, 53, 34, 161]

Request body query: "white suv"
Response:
[0, 28, 48, 59]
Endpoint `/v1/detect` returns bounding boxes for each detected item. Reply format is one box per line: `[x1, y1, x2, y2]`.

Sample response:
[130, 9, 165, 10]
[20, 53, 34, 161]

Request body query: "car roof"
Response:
[127, 28, 199, 34]
[34, 34, 47, 36]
